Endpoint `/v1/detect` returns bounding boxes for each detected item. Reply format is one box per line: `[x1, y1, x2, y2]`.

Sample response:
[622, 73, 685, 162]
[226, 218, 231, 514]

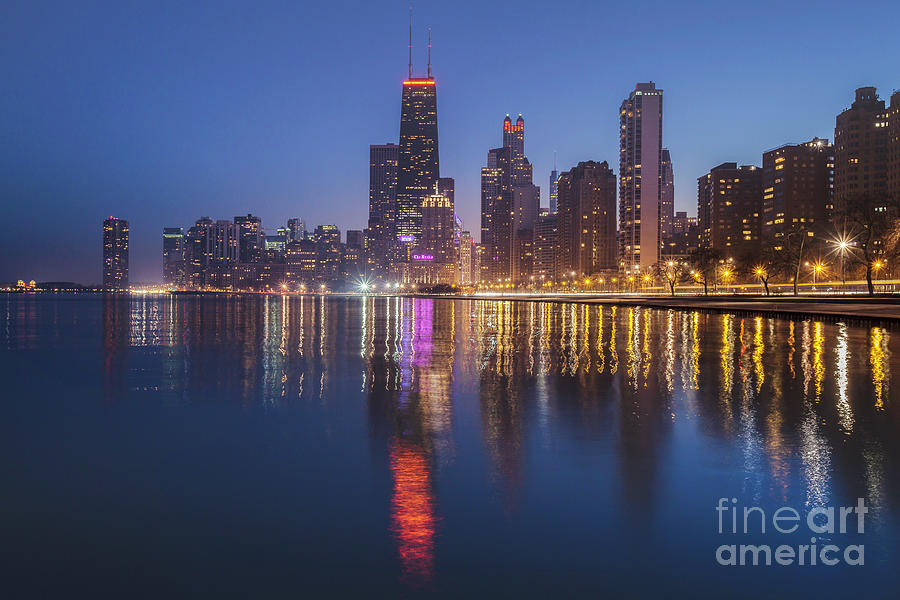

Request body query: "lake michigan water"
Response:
[2, 293, 899, 597]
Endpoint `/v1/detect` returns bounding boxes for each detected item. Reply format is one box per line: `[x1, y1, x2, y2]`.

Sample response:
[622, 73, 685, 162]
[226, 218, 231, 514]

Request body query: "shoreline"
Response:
[8, 290, 900, 323]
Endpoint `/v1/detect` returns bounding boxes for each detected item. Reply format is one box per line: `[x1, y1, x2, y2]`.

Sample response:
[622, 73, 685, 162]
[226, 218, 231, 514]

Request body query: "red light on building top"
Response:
[403, 80, 435, 86]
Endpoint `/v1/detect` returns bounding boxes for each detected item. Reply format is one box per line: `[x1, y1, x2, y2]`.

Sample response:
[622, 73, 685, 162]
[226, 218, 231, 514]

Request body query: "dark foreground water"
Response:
[2, 294, 900, 597]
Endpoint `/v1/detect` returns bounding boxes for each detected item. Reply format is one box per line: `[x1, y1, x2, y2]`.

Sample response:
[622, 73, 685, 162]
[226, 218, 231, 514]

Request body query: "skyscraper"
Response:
[762, 138, 834, 246]
[480, 146, 512, 283]
[660, 148, 675, 246]
[481, 114, 538, 283]
[208, 219, 238, 288]
[834, 87, 889, 215]
[162, 227, 185, 286]
[234, 214, 264, 264]
[287, 217, 306, 242]
[396, 61, 439, 248]
[102, 217, 129, 291]
[549, 153, 559, 214]
[314, 225, 341, 281]
[512, 184, 540, 282]
[503, 114, 533, 186]
[697, 163, 763, 259]
[619, 82, 664, 273]
[503, 114, 539, 282]
[186, 217, 213, 288]
[556, 161, 617, 278]
[413, 185, 456, 284]
[367, 143, 399, 279]
[458, 231, 477, 285]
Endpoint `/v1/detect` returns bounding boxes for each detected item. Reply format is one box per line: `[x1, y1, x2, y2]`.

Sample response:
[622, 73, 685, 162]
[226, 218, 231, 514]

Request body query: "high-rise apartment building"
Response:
[834, 87, 889, 216]
[697, 163, 763, 259]
[887, 91, 900, 203]
[533, 211, 558, 281]
[556, 161, 617, 278]
[162, 227, 185, 286]
[619, 82, 664, 273]
[103, 217, 129, 291]
[762, 138, 834, 245]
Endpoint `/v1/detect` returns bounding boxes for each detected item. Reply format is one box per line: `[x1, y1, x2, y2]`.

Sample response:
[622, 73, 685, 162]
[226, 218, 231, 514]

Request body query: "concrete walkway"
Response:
[452, 294, 900, 323]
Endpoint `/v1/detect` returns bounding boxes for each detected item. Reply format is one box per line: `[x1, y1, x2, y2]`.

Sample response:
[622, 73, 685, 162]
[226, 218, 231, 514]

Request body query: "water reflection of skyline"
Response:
[3, 294, 900, 587]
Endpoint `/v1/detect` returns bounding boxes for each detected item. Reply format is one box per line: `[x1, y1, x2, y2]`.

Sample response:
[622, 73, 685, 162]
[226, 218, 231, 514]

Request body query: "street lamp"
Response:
[874, 260, 884, 291]
[834, 238, 851, 292]
[812, 262, 824, 291]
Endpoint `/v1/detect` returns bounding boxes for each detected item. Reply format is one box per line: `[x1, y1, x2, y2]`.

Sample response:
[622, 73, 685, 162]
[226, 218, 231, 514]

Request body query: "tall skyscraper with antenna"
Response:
[396, 15, 439, 274]
[550, 151, 559, 214]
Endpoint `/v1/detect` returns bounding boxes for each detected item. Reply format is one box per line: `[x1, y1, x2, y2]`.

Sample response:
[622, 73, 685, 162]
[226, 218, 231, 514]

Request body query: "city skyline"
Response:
[2, 1, 899, 283]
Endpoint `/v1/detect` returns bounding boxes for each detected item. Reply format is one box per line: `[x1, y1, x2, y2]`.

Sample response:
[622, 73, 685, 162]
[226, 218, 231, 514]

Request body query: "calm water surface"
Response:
[2, 294, 900, 597]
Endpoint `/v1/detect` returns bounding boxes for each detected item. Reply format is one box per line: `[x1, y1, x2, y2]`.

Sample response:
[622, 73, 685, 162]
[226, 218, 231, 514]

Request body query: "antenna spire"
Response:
[408, 8, 413, 79]
[553, 150, 558, 170]
[427, 28, 432, 78]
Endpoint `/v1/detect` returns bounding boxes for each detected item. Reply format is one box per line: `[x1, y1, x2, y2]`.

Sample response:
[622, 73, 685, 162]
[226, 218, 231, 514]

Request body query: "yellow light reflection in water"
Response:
[753, 316, 764, 394]
[596, 305, 606, 374]
[720, 314, 735, 429]
[609, 306, 618, 375]
[641, 308, 652, 385]
[812, 322, 824, 403]
[870, 326, 889, 410]
[626, 307, 638, 388]
[664, 311, 675, 393]
[835, 323, 853, 434]
[581, 303, 591, 375]
[787, 321, 795, 379]
[692, 312, 700, 388]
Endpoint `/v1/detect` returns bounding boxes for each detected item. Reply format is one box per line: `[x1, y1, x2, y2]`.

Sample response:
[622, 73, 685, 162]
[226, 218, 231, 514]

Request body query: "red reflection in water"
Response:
[389, 439, 436, 586]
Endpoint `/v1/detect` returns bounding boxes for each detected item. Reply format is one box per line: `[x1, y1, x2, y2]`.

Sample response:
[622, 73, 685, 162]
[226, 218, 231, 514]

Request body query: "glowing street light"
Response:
[810, 262, 825, 290]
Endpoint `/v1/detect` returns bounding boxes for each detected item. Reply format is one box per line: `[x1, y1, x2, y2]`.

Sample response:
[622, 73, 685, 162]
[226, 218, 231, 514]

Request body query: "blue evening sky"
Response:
[2, 0, 898, 283]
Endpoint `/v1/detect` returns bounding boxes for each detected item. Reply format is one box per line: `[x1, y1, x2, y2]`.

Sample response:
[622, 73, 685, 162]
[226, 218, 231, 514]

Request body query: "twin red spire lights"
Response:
[503, 115, 525, 132]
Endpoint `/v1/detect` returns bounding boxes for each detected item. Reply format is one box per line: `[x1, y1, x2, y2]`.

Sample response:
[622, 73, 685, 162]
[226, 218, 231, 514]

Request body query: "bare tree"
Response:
[775, 225, 824, 296]
[751, 246, 780, 296]
[688, 246, 722, 296]
[654, 259, 689, 296]
[837, 193, 900, 295]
